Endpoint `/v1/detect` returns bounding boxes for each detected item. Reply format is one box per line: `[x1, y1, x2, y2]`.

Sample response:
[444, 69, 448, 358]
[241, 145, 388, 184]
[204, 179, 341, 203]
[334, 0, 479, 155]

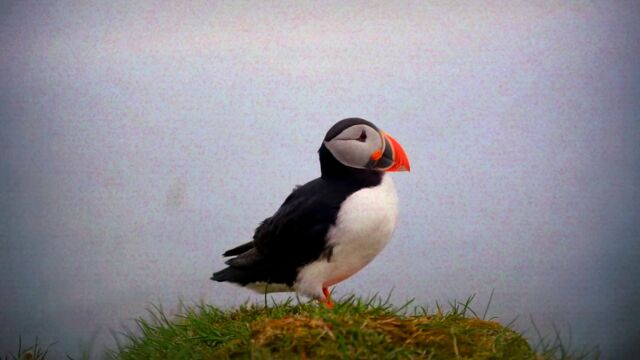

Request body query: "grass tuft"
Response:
[105, 294, 598, 359]
[5, 294, 599, 359]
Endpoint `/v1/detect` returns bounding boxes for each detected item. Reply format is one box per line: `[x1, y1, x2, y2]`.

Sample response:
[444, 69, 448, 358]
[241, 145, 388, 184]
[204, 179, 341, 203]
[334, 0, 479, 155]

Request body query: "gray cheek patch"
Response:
[368, 128, 383, 150]
[324, 124, 383, 169]
[324, 140, 369, 169]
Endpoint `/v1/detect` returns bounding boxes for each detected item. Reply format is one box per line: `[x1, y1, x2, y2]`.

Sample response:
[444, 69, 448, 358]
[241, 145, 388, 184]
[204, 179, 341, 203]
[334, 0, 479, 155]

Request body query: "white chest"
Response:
[296, 175, 399, 297]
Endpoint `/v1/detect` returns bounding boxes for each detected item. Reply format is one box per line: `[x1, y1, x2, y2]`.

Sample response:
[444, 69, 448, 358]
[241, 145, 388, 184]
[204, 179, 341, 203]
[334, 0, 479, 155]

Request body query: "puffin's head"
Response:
[322, 118, 410, 172]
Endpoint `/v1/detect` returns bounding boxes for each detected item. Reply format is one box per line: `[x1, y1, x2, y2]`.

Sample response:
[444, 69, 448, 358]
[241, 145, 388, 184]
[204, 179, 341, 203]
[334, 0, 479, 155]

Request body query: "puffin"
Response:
[211, 118, 410, 307]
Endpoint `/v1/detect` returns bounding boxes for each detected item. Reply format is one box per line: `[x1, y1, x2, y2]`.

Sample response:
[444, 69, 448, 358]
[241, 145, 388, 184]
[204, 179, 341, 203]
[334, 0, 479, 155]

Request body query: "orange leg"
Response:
[322, 287, 334, 308]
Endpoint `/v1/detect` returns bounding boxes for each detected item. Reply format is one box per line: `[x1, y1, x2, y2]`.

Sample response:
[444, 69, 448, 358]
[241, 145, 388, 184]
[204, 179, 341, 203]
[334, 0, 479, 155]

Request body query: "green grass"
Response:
[3, 293, 599, 359]
[103, 293, 599, 360]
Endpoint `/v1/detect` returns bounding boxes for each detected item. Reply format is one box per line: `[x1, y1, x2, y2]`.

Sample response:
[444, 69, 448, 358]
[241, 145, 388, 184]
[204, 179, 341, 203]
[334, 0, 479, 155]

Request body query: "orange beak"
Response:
[383, 132, 410, 172]
[368, 131, 411, 172]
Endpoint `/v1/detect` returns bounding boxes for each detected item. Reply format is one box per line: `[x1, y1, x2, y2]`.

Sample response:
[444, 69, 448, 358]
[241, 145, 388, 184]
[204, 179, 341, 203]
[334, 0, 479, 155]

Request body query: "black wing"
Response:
[212, 177, 357, 286]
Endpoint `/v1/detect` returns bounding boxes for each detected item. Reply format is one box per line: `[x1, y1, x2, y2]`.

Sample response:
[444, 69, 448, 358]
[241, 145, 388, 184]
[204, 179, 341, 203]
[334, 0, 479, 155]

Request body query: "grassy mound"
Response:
[107, 294, 581, 360]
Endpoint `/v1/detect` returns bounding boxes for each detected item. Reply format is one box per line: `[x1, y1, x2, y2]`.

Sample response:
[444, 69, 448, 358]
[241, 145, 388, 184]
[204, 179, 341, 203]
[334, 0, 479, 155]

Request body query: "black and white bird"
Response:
[211, 118, 410, 307]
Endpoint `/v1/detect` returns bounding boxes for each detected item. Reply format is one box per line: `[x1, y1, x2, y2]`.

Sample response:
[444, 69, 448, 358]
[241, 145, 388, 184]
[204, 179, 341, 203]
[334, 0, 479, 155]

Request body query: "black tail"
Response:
[214, 242, 263, 285]
[222, 241, 254, 257]
[211, 266, 255, 285]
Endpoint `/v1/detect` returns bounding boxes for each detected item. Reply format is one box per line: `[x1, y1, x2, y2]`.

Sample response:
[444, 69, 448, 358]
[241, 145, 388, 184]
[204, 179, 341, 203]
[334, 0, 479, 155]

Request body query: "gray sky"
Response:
[1, 1, 639, 358]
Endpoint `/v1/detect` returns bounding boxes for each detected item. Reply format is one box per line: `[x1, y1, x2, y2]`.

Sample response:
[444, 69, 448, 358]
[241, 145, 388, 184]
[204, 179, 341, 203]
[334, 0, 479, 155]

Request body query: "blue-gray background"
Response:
[1, 1, 639, 358]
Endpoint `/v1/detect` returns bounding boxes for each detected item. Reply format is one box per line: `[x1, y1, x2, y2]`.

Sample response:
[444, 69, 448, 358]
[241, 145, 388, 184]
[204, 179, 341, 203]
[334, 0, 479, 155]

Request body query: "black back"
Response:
[212, 136, 383, 287]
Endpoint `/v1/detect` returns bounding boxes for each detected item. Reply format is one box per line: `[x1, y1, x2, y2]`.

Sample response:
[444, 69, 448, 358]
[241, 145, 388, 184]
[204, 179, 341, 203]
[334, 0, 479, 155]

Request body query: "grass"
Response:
[2, 337, 57, 360]
[3, 293, 599, 359]
[103, 293, 599, 360]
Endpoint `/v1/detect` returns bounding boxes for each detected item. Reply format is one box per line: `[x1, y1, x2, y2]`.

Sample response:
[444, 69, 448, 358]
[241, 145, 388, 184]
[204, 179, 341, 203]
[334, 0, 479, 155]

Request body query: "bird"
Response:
[211, 118, 410, 308]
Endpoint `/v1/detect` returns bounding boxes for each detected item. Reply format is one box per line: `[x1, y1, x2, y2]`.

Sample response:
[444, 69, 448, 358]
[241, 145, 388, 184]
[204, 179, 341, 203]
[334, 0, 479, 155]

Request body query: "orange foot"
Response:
[322, 287, 334, 308]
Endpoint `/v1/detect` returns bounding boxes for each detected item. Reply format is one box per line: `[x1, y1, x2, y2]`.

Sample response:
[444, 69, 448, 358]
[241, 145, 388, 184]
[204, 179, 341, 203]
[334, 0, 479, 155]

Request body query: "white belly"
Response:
[296, 175, 398, 298]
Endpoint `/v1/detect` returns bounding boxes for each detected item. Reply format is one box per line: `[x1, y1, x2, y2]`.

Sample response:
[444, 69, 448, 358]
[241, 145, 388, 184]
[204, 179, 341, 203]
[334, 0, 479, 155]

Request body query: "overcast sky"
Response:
[1, 1, 639, 358]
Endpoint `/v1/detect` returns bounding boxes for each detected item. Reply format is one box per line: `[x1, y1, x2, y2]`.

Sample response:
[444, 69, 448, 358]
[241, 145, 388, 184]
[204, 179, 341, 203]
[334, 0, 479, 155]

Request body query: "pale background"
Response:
[1, 1, 639, 358]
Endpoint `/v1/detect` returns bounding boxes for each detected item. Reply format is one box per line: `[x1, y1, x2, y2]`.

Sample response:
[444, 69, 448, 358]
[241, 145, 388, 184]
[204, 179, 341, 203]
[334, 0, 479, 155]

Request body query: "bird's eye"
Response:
[357, 130, 367, 142]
